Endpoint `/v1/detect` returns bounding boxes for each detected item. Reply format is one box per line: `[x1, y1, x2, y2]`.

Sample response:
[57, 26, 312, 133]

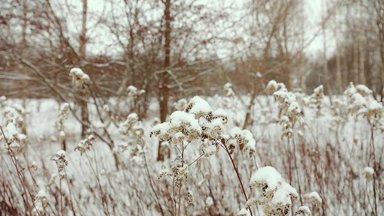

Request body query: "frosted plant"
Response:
[185, 190, 194, 205]
[171, 158, 189, 188]
[362, 166, 375, 181]
[55, 103, 70, 145]
[120, 113, 144, 140]
[74, 134, 95, 155]
[303, 191, 322, 207]
[343, 83, 380, 117]
[359, 100, 383, 122]
[227, 127, 256, 155]
[356, 84, 373, 96]
[308, 85, 324, 115]
[271, 83, 303, 126]
[265, 80, 278, 94]
[279, 116, 293, 139]
[119, 113, 146, 164]
[3, 104, 27, 134]
[1, 101, 28, 154]
[52, 150, 68, 179]
[32, 190, 48, 216]
[265, 81, 304, 140]
[205, 196, 214, 207]
[127, 85, 145, 98]
[47, 174, 57, 187]
[103, 104, 112, 119]
[224, 82, 235, 97]
[3, 122, 27, 154]
[345, 83, 365, 113]
[122, 85, 145, 115]
[199, 139, 219, 157]
[247, 166, 298, 216]
[329, 98, 348, 129]
[296, 206, 312, 216]
[152, 96, 257, 214]
[174, 98, 188, 111]
[237, 208, 251, 216]
[0, 96, 6, 109]
[69, 67, 90, 89]
[151, 96, 234, 161]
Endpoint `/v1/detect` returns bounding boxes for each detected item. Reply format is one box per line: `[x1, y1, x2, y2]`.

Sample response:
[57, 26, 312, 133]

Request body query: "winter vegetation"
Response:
[1, 76, 383, 215]
[1, 0, 384, 215]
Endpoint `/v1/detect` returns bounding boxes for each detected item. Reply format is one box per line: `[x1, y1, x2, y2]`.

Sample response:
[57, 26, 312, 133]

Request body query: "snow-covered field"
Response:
[0, 82, 383, 216]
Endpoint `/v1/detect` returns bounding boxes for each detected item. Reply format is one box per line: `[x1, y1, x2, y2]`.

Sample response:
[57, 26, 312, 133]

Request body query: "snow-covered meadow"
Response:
[0, 79, 383, 216]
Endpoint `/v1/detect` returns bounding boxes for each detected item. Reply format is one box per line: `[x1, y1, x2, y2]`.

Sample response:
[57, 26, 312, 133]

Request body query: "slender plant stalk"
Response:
[221, 142, 253, 216]
[0, 126, 41, 216]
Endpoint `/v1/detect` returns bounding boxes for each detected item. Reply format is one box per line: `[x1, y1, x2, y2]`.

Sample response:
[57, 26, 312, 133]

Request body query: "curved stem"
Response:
[221, 143, 253, 216]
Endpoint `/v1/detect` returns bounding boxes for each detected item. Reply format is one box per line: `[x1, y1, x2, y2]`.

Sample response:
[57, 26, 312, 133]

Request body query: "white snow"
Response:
[170, 111, 201, 133]
[304, 191, 322, 204]
[188, 96, 212, 115]
[249, 166, 282, 190]
[356, 84, 373, 96]
[266, 80, 278, 94]
[69, 67, 90, 87]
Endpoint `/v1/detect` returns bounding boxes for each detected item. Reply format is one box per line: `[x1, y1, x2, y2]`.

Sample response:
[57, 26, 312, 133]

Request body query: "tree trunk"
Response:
[79, 0, 87, 59]
[157, 0, 171, 161]
[335, 23, 342, 93]
[78, 0, 89, 138]
[78, 89, 90, 138]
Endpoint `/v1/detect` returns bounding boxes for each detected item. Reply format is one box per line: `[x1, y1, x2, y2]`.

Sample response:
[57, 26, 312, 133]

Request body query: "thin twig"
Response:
[220, 141, 253, 216]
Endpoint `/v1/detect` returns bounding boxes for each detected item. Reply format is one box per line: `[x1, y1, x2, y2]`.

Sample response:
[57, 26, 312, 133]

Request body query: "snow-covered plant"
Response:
[344, 83, 383, 121]
[56, 103, 69, 130]
[355, 84, 373, 96]
[265, 80, 286, 95]
[224, 82, 235, 97]
[151, 96, 257, 214]
[69, 67, 90, 89]
[308, 85, 324, 115]
[120, 113, 144, 137]
[52, 150, 68, 179]
[127, 85, 145, 98]
[151, 96, 229, 157]
[271, 82, 303, 125]
[74, 134, 95, 155]
[205, 196, 214, 207]
[237, 208, 251, 216]
[226, 127, 256, 155]
[152, 96, 255, 162]
[344, 83, 375, 116]
[329, 98, 348, 129]
[1, 100, 28, 154]
[173, 98, 188, 111]
[266, 81, 303, 140]
[118, 113, 146, 164]
[32, 190, 48, 216]
[362, 166, 375, 181]
[3, 104, 26, 127]
[247, 166, 298, 216]
[265, 80, 278, 94]
[2, 122, 27, 154]
[296, 206, 312, 216]
[185, 190, 194, 205]
[0, 96, 7, 109]
[55, 103, 70, 147]
[303, 191, 322, 207]
[119, 85, 146, 117]
[361, 100, 383, 122]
